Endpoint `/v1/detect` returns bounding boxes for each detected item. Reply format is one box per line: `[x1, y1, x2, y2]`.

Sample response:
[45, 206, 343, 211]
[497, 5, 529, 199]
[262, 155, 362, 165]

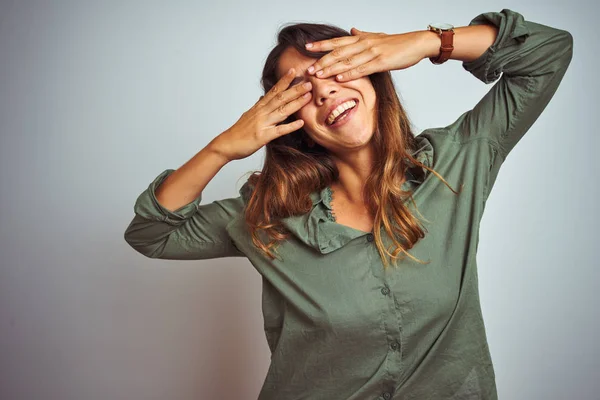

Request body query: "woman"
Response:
[124, 8, 573, 400]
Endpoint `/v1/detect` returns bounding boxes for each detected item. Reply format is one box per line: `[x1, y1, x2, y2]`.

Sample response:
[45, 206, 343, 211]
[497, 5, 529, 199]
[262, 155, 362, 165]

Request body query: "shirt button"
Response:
[383, 392, 392, 400]
[366, 233, 374, 242]
[381, 287, 390, 295]
[390, 341, 400, 351]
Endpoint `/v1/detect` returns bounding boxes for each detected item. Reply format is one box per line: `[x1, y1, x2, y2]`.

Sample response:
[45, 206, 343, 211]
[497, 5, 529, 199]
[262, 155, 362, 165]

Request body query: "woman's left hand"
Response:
[305, 28, 430, 81]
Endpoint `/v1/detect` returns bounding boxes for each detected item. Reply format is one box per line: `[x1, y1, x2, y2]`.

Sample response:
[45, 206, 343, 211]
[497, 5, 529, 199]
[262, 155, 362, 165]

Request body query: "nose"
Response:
[307, 75, 339, 105]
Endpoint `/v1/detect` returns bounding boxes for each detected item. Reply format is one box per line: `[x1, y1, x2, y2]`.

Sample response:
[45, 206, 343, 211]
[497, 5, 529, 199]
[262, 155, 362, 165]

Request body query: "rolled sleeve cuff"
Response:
[133, 169, 202, 225]
[462, 8, 531, 83]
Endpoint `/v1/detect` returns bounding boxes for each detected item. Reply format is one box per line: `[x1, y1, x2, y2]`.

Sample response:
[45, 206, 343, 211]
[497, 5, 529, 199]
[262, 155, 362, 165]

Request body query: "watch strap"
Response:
[428, 27, 454, 65]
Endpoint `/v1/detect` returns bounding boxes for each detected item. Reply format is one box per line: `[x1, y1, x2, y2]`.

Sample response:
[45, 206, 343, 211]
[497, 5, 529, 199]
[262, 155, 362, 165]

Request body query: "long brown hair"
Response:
[242, 23, 459, 268]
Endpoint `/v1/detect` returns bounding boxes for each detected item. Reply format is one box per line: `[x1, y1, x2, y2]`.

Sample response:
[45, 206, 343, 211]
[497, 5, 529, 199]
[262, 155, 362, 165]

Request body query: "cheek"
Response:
[361, 84, 376, 103]
[363, 89, 377, 117]
[296, 106, 315, 124]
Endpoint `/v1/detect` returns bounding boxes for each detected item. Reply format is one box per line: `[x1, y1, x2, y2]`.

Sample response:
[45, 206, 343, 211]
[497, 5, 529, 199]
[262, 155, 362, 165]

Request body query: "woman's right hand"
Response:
[208, 68, 313, 162]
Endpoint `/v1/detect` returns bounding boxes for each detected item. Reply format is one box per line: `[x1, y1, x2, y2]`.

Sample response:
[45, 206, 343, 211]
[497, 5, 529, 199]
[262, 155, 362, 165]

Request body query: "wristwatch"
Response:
[427, 22, 455, 65]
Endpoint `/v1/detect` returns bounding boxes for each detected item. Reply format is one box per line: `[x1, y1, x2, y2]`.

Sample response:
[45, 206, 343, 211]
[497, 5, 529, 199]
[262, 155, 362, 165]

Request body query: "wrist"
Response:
[206, 138, 232, 165]
[418, 30, 443, 60]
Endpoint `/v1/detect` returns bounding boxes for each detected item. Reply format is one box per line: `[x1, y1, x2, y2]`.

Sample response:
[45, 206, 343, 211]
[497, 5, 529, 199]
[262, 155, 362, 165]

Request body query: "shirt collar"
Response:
[242, 135, 434, 255]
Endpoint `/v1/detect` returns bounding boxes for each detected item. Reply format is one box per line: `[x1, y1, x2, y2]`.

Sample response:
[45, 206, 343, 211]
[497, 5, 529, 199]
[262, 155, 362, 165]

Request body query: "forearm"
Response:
[419, 24, 499, 63]
[155, 142, 230, 212]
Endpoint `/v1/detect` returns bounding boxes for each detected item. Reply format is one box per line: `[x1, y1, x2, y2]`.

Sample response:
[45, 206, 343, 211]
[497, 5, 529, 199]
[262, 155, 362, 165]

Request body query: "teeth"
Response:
[327, 100, 356, 125]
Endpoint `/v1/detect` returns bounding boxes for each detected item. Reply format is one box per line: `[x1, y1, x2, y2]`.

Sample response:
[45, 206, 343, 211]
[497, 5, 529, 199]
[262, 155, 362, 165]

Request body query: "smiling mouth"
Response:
[326, 99, 359, 126]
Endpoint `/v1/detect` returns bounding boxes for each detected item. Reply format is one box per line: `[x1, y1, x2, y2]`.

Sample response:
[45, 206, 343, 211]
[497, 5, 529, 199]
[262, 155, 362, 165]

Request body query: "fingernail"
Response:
[336, 74, 343, 80]
[305, 43, 313, 48]
[307, 66, 314, 74]
[288, 68, 294, 75]
[316, 70, 323, 77]
[303, 82, 312, 89]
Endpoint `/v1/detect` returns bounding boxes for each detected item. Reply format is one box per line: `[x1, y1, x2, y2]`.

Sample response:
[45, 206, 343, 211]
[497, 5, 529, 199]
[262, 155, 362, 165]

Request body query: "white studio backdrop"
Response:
[0, 0, 597, 399]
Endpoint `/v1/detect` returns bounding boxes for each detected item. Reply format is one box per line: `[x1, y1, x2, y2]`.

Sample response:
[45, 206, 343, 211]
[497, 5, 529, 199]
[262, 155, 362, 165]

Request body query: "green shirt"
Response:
[124, 9, 573, 400]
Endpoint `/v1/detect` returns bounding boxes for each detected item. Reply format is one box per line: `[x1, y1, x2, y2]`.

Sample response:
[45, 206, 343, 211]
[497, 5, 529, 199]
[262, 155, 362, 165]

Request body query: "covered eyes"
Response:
[290, 77, 304, 87]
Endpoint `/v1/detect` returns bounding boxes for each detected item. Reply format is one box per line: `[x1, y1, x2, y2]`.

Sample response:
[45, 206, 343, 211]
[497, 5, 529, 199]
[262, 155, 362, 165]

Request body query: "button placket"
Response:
[369, 247, 402, 398]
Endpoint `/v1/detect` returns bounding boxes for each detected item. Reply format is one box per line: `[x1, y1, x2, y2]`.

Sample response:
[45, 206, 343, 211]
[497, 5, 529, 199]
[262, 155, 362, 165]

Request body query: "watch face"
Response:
[429, 22, 454, 30]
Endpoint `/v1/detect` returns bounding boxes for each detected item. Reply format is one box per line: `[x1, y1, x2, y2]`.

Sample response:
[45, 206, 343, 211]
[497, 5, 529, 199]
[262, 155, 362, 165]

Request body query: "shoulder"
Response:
[239, 174, 258, 206]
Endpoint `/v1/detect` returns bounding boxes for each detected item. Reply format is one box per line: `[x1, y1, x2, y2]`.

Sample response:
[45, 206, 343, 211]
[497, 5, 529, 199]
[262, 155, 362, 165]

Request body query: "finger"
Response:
[305, 35, 358, 53]
[264, 80, 312, 114]
[273, 119, 305, 138]
[349, 27, 374, 36]
[308, 39, 367, 76]
[312, 49, 377, 80]
[267, 90, 312, 125]
[334, 58, 382, 82]
[262, 67, 296, 104]
[253, 95, 267, 109]
[350, 27, 362, 36]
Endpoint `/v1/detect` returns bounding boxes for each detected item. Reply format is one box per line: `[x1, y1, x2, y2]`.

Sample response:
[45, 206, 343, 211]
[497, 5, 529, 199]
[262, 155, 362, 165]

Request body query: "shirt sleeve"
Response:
[123, 169, 247, 260]
[447, 8, 573, 198]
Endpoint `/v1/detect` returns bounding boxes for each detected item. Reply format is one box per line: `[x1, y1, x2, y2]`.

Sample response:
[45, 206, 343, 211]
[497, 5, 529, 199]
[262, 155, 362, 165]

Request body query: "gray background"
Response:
[0, 0, 596, 399]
